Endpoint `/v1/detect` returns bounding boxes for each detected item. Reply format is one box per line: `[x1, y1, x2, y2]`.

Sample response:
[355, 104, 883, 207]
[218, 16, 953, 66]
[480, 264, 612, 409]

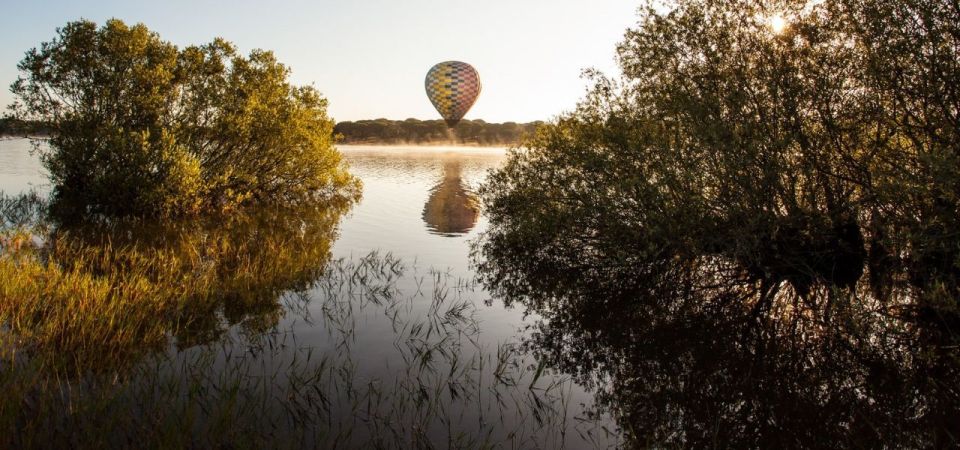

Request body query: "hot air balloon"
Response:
[425, 61, 481, 127]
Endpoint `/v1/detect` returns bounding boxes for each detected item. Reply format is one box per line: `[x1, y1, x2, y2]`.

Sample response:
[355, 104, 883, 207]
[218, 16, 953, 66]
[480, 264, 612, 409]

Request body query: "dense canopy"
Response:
[10, 19, 359, 218]
[479, 0, 960, 445]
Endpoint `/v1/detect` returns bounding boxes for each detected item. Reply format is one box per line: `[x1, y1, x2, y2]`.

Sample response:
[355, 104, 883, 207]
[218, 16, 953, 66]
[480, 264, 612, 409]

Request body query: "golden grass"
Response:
[0, 201, 351, 372]
[0, 245, 168, 369]
[0, 237, 595, 449]
[0, 194, 605, 448]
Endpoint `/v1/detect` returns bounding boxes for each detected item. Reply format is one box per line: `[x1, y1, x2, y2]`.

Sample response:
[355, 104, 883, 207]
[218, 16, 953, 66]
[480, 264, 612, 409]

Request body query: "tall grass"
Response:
[0, 194, 616, 448]
[0, 199, 350, 372]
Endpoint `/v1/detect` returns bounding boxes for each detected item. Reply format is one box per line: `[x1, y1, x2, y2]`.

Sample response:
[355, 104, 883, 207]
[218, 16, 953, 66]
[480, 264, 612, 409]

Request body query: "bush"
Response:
[481, 0, 960, 328]
[10, 19, 359, 218]
[477, 3, 960, 445]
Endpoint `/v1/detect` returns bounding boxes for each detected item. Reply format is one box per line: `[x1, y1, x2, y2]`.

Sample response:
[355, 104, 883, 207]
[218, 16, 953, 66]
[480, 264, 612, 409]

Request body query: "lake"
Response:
[0, 138, 618, 448]
[2, 138, 957, 448]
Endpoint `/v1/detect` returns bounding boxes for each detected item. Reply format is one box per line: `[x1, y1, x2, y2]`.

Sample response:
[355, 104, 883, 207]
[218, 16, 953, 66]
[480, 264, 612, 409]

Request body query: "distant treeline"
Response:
[0, 117, 51, 137]
[334, 119, 542, 146]
[1, 116, 541, 146]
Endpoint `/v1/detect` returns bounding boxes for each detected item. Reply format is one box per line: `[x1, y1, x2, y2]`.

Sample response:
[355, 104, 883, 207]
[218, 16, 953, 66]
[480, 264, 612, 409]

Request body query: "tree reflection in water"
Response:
[422, 160, 480, 236]
[2, 194, 603, 448]
[2, 198, 354, 372]
[476, 231, 960, 448]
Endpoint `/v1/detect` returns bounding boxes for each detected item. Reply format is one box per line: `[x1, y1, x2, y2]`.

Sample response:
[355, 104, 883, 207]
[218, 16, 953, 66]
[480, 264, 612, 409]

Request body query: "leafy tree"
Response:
[481, 0, 960, 333]
[478, 0, 960, 444]
[10, 19, 358, 218]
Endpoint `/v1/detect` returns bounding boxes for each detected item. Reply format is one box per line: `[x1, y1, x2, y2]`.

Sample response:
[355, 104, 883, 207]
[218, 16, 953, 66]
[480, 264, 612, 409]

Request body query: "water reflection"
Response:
[0, 142, 617, 448]
[422, 160, 480, 236]
[329, 145, 505, 272]
[1, 194, 607, 448]
[2, 200, 354, 371]
[477, 222, 960, 447]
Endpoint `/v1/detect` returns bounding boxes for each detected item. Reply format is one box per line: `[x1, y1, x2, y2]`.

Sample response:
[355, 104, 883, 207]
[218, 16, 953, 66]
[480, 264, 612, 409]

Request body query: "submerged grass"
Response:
[0, 200, 349, 373]
[0, 194, 615, 448]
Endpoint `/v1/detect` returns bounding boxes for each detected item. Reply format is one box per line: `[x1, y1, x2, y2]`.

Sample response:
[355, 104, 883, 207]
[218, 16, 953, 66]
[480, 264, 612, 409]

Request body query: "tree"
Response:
[10, 19, 359, 218]
[480, 0, 960, 333]
[478, 1, 960, 445]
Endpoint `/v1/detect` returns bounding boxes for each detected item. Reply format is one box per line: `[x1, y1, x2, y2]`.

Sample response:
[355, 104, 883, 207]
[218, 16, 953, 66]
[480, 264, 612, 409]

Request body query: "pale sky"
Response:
[0, 0, 639, 123]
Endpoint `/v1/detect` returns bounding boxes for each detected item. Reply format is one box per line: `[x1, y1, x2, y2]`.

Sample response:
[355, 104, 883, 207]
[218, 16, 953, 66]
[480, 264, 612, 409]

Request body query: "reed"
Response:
[0, 200, 349, 373]
[0, 196, 616, 448]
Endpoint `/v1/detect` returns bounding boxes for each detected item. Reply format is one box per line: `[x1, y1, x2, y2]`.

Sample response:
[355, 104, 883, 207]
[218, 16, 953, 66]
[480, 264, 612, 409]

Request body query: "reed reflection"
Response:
[0, 197, 355, 372]
[422, 159, 480, 236]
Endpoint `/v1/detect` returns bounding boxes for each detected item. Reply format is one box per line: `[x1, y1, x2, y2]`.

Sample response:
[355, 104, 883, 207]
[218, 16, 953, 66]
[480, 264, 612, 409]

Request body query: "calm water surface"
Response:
[0, 139, 617, 448]
[329, 146, 532, 345]
[0, 138, 47, 195]
[3, 138, 958, 448]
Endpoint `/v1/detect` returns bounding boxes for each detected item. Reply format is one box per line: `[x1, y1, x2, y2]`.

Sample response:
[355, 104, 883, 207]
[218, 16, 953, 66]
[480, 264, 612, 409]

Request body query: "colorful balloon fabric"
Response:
[425, 61, 481, 127]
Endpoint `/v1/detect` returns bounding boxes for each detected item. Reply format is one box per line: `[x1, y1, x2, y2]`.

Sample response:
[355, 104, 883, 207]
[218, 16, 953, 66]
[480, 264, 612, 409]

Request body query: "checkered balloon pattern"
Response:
[425, 61, 481, 127]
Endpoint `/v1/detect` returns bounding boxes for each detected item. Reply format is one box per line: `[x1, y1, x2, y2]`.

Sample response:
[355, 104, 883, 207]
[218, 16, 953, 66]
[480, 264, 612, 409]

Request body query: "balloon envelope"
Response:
[425, 61, 481, 127]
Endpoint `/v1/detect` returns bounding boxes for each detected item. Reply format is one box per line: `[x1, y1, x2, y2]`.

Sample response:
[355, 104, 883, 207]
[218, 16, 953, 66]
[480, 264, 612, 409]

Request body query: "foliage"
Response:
[0, 117, 49, 136]
[335, 118, 542, 146]
[0, 198, 353, 372]
[0, 198, 597, 448]
[10, 19, 359, 218]
[479, 0, 960, 448]
[477, 239, 959, 447]
[477, 0, 960, 444]
[481, 0, 960, 331]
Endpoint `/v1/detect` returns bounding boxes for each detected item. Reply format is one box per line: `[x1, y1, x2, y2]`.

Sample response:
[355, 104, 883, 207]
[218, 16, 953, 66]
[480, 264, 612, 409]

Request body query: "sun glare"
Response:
[769, 15, 788, 34]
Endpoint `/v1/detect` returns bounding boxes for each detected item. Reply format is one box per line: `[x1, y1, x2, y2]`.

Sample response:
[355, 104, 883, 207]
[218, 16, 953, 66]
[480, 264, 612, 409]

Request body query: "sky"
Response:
[0, 0, 640, 123]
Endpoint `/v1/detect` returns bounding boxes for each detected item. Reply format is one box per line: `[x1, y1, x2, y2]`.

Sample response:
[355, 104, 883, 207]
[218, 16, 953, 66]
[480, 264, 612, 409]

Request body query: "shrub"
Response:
[481, 0, 960, 327]
[10, 19, 359, 218]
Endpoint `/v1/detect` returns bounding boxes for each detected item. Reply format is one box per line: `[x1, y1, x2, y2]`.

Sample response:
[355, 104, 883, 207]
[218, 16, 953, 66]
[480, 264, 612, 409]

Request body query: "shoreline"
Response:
[0, 135, 513, 148]
[337, 140, 518, 148]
